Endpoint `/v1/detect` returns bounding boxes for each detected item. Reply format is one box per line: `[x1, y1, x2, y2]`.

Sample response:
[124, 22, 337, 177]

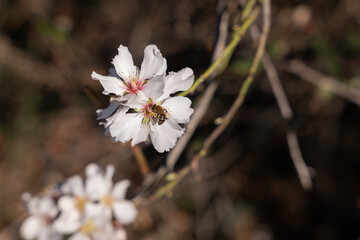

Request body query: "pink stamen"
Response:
[142, 102, 154, 117]
[125, 77, 144, 95]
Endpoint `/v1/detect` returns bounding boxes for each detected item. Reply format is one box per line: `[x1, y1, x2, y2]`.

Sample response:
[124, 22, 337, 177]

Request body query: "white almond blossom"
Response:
[66, 202, 122, 240]
[53, 176, 88, 234]
[93, 44, 195, 152]
[20, 194, 60, 240]
[53, 163, 137, 237]
[92, 44, 166, 99]
[20, 163, 137, 240]
[99, 67, 194, 153]
[85, 163, 138, 224]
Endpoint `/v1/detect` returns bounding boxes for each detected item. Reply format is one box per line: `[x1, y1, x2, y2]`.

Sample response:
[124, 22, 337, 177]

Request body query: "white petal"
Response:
[86, 174, 112, 200]
[157, 67, 194, 102]
[53, 210, 82, 234]
[112, 200, 138, 225]
[112, 179, 130, 200]
[139, 45, 167, 80]
[103, 106, 129, 128]
[112, 45, 137, 81]
[131, 124, 150, 145]
[150, 119, 184, 152]
[172, 67, 194, 91]
[161, 96, 194, 123]
[105, 164, 115, 182]
[114, 228, 127, 240]
[108, 113, 145, 143]
[61, 175, 85, 197]
[124, 91, 148, 109]
[96, 102, 122, 120]
[101, 107, 129, 139]
[69, 232, 90, 240]
[141, 75, 165, 101]
[57, 196, 76, 211]
[38, 227, 61, 240]
[24, 195, 39, 216]
[38, 197, 58, 218]
[91, 71, 126, 96]
[84, 202, 104, 219]
[20, 216, 43, 239]
[85, 163, 101, 178]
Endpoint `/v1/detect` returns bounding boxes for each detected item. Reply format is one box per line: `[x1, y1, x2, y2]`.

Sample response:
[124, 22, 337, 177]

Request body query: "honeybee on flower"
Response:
[94, 44, 195, 153]
[148, 103, 168, 125]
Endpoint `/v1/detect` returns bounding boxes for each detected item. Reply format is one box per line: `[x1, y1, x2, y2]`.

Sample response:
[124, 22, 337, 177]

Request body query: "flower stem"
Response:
[152, 167, 190, 199]
[192, 0, 271, 168]
[178, 6, 260, 97]
[127, 143, 150, 177]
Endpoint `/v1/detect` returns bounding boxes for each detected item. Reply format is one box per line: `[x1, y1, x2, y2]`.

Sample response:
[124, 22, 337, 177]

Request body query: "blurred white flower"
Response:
[20, 163, 137, 240]
[53, 163, 137, 237]
[92, 44, 167, 99]
[67, 202, 120, 240]
[20, 194, 60, 240]
[85, 163, 138, 225]
[53, 176, 87, 234]
[100, 68, 194, 152]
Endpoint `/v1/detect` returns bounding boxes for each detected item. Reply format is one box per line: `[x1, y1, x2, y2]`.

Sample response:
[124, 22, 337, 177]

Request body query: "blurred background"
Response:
[1, 0, 360, 239]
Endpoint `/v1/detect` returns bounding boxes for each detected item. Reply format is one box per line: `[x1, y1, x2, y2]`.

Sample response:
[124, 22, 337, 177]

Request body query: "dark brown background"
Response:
[0, 0, 360, 239]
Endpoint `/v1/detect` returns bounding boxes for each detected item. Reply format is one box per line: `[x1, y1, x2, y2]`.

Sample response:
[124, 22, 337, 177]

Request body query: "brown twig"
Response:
[263, 55, 313, 190]
[178, 5, 260, 97]
[148, 0, 264, 201]
[248, 25, 313, 189]
[166, 3, 230, 170]
[127, 142, 150, 177]
[286, 130, 313, 189]
[191, 0, 271, 170]
[287, 60, 360, 106]
[265, 55, 313, 189]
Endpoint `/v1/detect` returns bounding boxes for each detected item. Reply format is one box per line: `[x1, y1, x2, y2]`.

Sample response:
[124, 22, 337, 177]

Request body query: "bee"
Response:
[150, 104, 168, 125]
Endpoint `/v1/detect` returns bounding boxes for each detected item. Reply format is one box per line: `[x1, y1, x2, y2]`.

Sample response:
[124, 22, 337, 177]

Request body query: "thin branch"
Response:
[249, 25, 313, 189]
[147, 0, 264, 201]
[263, 55, 313, 189]
[167, 0, 260, 170]
[264, 54, 313, 189]
[166, 3, 230, 171]
[287, 130, 313, 189]
[192, 0, 271, 170]
[167, 82, 219, 170]
[242, 0, 258, 21]
[287, 60, 360, 106]
[127, 142, 150, 177]
[261, 54, 293, 120]
[179, 6, 260, 97]
[152, 166, 190, 200]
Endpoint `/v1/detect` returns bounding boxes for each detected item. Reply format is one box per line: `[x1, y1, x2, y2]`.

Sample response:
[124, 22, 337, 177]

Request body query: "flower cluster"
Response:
[92, 45, 194, 152]
[20, 163, 137, 240]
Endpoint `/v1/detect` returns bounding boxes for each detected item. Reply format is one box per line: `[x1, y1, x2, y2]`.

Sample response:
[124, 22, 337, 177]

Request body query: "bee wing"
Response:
[150, 116, 158, 125]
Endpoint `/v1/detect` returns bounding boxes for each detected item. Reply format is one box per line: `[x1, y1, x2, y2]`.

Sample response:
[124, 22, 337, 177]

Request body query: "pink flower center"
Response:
[142, 102, 154, 118]
[125, 77, 144, 95]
